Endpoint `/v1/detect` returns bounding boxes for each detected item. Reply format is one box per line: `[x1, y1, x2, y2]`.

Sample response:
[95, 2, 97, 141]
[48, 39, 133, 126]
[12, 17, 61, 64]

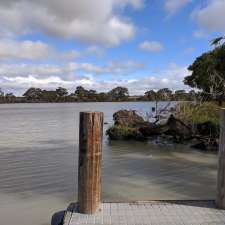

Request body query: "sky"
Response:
[0, 0, 224, 96]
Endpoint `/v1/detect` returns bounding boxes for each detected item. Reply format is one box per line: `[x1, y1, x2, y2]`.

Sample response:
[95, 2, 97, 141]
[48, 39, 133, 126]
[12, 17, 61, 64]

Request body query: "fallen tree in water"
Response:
[106, 110, 192, 141]
[106, 106, 219, 151]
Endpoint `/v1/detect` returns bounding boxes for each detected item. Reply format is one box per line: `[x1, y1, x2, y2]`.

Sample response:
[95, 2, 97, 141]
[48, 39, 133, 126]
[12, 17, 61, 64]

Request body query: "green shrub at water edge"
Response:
[176, 102, 221, 125]
[106, 125, 145, 140]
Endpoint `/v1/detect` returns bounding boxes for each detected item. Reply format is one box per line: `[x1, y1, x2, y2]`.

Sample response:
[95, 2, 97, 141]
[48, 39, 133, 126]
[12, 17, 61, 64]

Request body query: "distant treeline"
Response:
[0, 86, 204, 103]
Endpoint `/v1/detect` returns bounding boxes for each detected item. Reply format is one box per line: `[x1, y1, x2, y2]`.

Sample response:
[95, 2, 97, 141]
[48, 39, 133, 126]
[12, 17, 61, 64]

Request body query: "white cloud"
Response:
[0, 60, 144, 80]
[85, 46, 104, 57]
[0, 75, 90, 93]
[84, 63, 189, 95]
[0, 40, 50, 60]
[194, 0, 225, 33]
[0, 64, 67, 77]
[139, 41, 164, 53]
[0, 39, 105, 61]
[70, 60, 144, 74]
[165, 0, 191, 14]
[0, 0, 144, 46]
[184, 47, 195, 54]
[0, 62, 190, 95]
[193, 30, 208, 39]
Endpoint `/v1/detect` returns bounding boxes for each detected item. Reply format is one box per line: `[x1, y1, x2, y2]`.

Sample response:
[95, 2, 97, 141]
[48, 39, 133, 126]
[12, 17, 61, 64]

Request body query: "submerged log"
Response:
[113, 110, 145, 127]
[164, 115, 192, 140]
[106, 110, 193, 141]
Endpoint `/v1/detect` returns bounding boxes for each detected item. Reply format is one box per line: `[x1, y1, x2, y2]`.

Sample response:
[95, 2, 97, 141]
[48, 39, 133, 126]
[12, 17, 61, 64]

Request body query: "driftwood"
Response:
[106, 110, 192, 141]
[106, 110, 219, 150]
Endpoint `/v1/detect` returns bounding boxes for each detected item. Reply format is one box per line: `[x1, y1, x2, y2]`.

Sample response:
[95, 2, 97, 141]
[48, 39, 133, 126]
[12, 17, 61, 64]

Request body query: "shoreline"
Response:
[0, 100, 179, 104]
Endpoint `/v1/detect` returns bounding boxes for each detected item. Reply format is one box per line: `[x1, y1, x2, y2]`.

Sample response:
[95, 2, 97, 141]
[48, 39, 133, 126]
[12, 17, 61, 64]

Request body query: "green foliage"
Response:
[0, 88, 4, 97]
[74, 86, 89, 99]
[157, 88, 172, 100]
[144, 90, 156, 101]
[106, 125, 144, 140]
[56, 87, 68, 97]
[0, 86, 199, 103]
[23, 87, 43, 100]
[176, 102, 220, 125]
[184, 37, 225, 102]
[144, 88, 195, 101]
[40, 90, 58, 102]
[108, 86, 129, 101]
[211, 36, 225, 46]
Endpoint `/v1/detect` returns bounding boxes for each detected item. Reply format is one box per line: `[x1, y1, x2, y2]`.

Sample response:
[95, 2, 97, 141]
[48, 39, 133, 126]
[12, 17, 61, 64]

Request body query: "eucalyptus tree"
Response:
[184, 36, 225, 104]
[56, 87, 68, 97]
[23, 87, 43, 101]
[0, 88, 4, 97]
[108, 86, 129, 101]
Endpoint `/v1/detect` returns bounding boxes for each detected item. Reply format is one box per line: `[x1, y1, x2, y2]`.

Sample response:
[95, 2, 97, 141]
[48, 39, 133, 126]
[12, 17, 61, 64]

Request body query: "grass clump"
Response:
[176, 102, 220, 125]
[106, 125, 145, 140]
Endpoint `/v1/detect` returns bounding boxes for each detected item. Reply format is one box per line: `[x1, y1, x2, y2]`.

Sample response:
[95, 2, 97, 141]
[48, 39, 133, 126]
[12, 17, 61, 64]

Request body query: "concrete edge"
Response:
[63, 203, 77, 225]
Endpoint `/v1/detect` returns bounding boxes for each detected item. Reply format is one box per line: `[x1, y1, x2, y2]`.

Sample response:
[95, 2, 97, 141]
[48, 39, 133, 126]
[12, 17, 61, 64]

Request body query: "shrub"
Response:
[176, 102, 221, 125]
[106, 125, 145, 140]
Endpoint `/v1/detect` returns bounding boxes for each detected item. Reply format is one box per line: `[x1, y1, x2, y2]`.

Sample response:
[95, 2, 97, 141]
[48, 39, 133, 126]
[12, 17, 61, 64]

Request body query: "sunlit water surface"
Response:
[0, 102, 218, 225]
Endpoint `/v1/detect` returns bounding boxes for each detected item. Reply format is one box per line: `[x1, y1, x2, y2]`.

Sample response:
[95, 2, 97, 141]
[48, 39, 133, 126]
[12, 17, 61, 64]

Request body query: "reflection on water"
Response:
[0, 102, 218, 225]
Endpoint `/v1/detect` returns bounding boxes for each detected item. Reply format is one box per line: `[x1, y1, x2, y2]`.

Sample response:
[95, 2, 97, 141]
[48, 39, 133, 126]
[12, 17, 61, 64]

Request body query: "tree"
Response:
[174, 90, 187, 101]
[41, 90, 58, 102]
[56, 87, 68, 97]
[188, 90, 197, 101]
[23, 88, 43, 100]
[5, 93, 15, 98]
[74, 86, 89, 100]
[4, 93, 16, 103]
[211, 36, 225, 46]
[157, 88, 172, 101]
[144, 90, 156, 101]
[87, 89, 97, 101]
[0, 88, 4, 97]
[184, 44, 225, 104]
[97, 92, 109, 102]
[108, 86, 129, 101]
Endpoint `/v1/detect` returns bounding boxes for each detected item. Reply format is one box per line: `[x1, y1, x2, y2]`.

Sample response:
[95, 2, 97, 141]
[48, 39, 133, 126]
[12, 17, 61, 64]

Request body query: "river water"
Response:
[0, 102, 218, 225]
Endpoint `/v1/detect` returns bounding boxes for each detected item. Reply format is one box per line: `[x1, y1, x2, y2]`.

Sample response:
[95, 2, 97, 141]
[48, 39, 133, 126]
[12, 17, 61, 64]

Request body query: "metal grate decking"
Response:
[63, 201, 225, 225]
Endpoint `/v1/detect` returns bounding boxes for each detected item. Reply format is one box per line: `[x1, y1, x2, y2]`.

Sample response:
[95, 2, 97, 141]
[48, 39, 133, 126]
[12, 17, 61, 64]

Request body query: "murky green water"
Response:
[0, 102, 218, 225]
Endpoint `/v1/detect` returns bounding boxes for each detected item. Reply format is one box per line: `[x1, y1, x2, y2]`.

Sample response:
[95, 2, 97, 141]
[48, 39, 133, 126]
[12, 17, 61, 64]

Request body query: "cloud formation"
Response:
[193, 30, 208, 39]
[0, 60, 144, 79]
[164, 0, 191, 15]
[0, 62, 189, 95]
[0, 40, 52, 61]
[139, 41, 164, 52]
[0, 39, 105, 61]
[0, 0, 144, 46]
[194, 0, 225, 33]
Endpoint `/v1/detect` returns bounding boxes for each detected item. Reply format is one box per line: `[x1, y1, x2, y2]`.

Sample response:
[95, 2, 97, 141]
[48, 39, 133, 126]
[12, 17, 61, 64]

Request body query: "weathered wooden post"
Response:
[78, 112, 103, 214]
[216, 108, 225, 209]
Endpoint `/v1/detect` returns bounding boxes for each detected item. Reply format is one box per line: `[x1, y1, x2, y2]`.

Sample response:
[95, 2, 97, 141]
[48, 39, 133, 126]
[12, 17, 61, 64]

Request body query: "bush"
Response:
[106, 125, 146, 140]
[176, 102, 220, 125]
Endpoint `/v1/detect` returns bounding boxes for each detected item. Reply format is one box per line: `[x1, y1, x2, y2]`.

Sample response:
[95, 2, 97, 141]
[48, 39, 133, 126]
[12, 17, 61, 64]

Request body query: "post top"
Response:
[80, 111, 103, 114]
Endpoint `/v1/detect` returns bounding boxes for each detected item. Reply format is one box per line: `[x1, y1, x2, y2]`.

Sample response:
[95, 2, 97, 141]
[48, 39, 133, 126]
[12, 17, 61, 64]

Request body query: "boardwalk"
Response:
[63, 201, 225, 225]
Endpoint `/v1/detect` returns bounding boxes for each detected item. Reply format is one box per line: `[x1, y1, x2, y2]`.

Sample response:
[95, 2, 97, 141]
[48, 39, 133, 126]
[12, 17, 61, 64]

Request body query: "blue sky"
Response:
[0, 0, 224, 95]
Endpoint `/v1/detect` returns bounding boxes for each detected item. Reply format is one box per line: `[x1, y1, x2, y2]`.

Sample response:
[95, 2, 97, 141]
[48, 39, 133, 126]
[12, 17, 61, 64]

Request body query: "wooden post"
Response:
[78, 112, 103, 214]
[216, 108, 225, 209]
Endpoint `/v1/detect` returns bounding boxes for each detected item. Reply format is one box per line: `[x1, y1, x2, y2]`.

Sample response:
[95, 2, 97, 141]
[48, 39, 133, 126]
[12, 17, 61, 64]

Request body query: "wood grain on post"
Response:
[78, 112, 103, 214]
[217, 108, 225, 209]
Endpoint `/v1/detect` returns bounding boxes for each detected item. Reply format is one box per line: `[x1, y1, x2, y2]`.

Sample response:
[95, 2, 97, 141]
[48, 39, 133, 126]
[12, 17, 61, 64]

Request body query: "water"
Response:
[0, 102, 218, 225]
